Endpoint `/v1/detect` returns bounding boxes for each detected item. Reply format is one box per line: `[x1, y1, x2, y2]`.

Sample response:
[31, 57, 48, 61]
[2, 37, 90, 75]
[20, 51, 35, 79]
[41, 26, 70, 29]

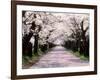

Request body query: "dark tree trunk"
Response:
[22, 32, 33, 57]
[34, 34, 39, 55]
[82, 35, 88, 56]
[80, 32, 88, 56]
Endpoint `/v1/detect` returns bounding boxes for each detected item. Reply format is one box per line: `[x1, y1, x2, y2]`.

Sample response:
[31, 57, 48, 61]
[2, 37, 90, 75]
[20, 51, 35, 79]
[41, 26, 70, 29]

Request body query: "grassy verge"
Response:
[73, 51, 89, 61]
[22, 49, 43, 69]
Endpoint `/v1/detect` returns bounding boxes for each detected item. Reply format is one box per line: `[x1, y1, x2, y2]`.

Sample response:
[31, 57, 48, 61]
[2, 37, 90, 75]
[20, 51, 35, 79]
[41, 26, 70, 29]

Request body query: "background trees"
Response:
[64, 14, 89, 57]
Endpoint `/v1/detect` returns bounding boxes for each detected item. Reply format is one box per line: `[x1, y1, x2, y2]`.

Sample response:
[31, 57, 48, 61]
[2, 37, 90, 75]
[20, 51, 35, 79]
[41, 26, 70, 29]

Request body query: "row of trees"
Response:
[22, 11, 89, 57]
[22, 11, 59, 57]
[64, 16, 89, 57]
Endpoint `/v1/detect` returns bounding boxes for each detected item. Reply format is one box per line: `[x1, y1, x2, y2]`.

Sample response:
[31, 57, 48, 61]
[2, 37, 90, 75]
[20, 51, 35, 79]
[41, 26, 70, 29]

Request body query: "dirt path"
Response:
[30, 46, 89, 68]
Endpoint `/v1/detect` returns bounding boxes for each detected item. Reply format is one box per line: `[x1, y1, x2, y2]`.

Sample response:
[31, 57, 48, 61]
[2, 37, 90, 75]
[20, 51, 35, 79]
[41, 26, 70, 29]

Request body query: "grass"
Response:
[73, 51, 89, 61]
[22, 55, 39, 69]
[22, 49, 43, 69]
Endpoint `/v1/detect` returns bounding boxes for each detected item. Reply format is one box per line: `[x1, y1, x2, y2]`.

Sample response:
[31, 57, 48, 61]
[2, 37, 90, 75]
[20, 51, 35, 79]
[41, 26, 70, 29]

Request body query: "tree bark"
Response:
[22, 32, 33, 57]
[34, 34, 39, 55]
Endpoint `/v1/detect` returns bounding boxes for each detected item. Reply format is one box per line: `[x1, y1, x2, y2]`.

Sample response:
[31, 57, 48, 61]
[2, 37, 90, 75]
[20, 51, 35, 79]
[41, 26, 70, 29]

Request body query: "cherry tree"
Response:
[67, 14, 89, 56]
[22, 11, 43, 56]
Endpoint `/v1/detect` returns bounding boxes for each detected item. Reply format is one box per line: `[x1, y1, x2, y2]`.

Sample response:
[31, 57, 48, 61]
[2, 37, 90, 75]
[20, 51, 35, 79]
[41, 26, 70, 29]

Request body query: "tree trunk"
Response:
[34, 34, 39, 55]
[22, 32, 33, 57]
